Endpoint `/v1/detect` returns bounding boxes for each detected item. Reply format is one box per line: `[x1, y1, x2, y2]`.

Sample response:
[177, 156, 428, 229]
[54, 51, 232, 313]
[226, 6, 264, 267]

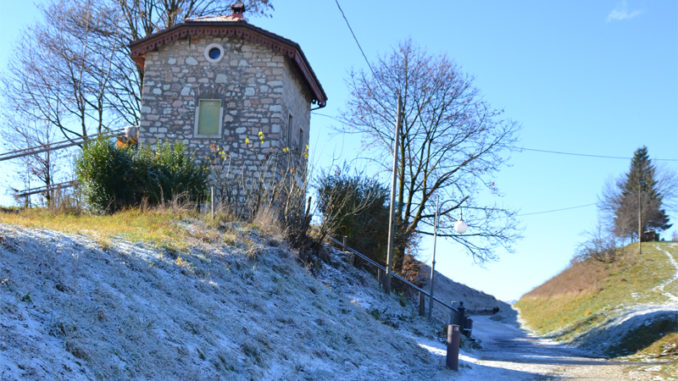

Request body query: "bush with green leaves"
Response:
[76, 138, 208, 213]
[316, 169, 391, 263]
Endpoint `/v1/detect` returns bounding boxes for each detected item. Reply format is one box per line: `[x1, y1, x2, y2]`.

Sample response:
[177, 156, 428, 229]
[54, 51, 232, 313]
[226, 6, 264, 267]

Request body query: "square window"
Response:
[195, 99, 222, 137]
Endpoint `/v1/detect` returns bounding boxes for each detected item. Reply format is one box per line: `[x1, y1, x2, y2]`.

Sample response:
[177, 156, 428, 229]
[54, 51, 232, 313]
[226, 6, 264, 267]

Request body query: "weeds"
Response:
[606, 317, 678, 357]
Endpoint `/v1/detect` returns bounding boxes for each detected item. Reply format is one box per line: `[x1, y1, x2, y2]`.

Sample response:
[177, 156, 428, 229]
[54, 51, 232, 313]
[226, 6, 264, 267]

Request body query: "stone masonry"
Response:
[130, 13, 326, 209]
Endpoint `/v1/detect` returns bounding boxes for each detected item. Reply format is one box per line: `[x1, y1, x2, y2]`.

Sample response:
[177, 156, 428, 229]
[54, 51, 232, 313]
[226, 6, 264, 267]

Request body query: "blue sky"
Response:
[1, 0, 676, 301]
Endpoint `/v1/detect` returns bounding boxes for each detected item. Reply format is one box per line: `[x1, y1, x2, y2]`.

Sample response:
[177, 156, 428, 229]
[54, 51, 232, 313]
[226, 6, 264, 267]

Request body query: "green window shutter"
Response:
[197, 100, 221, 136]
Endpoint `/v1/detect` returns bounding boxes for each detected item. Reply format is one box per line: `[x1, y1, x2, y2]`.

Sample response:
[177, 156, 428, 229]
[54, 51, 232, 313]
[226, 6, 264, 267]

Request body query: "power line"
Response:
[313, 113, 678, 162]
[514, 146, 678, 162]
[333, 0, 378, 78]
[518, 203, 597, 216]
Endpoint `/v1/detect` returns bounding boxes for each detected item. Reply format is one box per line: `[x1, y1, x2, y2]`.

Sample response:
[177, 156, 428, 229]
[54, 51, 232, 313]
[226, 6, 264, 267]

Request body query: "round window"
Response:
[204, 43, 225, 63]
[208, 47, 221, 60]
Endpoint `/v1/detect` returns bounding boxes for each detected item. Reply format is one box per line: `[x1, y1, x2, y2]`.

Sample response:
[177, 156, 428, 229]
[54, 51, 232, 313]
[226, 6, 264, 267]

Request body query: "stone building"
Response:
[129, 4, 326, 207]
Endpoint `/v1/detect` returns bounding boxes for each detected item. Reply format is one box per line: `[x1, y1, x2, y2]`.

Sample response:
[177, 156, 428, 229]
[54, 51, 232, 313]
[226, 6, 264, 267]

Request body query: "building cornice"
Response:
[129, 21, 327, 107]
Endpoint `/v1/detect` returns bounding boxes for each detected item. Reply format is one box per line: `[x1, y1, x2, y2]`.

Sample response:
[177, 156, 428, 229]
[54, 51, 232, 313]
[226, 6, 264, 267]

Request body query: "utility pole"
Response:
[428, 194, 440, 319]
[638, 177, 642, 255]
[384, 94, 402, 294]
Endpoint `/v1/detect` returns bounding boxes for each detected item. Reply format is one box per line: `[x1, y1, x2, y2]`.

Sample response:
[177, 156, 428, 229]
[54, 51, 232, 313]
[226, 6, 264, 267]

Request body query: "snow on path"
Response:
[415, 314, 663, 380]
[653, 244, 678, 303]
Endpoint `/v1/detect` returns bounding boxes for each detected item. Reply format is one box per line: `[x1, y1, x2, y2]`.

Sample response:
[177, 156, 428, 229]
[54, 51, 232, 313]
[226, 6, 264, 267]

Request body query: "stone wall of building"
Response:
[138, 34, 313, 210]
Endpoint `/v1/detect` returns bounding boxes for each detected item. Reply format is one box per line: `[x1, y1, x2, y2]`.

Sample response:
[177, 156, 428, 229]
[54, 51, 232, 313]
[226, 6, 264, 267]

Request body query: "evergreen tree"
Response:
[613, 146, 671, 240]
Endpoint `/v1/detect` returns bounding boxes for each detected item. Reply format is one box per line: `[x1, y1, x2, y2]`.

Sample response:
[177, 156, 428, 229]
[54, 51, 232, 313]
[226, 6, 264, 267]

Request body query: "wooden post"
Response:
[210, 186, 215, 220]
[446, 324, 460, 371]
[638, 181, 642, 255]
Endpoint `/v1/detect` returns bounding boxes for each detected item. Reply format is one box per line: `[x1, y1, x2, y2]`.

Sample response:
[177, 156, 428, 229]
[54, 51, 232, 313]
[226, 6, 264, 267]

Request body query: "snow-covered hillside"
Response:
[415, 262, 513, 324]
[1, 222, 480, 380]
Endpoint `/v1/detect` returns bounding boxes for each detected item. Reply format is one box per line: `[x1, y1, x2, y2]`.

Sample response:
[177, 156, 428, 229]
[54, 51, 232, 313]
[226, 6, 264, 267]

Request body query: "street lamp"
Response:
[428, 196, 467, 319]
[454, 208, 467, 234]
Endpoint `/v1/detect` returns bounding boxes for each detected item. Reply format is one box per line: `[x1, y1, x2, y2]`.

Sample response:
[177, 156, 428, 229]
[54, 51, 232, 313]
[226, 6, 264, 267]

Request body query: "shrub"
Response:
[75, 138, 137, 213]
[76, 138, 208, 213]
[316, 168, 391, 263]
[573, 224, 621, 264]
[144, 142, 210, 205]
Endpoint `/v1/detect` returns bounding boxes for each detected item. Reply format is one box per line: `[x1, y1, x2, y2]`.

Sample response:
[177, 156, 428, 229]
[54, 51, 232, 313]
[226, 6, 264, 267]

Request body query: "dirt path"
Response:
[653, 243, 678, 303]
[450, 315, 668, 380]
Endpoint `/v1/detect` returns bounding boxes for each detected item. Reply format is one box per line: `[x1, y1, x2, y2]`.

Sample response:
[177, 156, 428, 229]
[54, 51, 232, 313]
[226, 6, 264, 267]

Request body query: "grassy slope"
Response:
[515, 243, 678, 375]
[0, 208, 245, 253]
[0, 209, 447, 379]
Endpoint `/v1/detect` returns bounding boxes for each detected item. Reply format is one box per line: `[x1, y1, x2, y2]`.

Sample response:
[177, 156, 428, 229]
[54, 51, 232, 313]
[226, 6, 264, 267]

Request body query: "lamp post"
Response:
[428, 197, 467, 320]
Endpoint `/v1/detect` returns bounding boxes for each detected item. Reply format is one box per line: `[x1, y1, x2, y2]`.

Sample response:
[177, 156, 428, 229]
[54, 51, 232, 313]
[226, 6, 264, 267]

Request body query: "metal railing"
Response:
[327, 236, 457, 317]
[0, 128, 126, 162]
[4, 128, 129, 199]
[13, 180, 78, 198]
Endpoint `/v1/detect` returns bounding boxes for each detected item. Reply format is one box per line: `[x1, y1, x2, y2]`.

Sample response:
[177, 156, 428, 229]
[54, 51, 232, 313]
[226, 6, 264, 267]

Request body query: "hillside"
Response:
[414, 263, 513, 323]
[515, 242, 678, 377]
[0, 210, 513, 380]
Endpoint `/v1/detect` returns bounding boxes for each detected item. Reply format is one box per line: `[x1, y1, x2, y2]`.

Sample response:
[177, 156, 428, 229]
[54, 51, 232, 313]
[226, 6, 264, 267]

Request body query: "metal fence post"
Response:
[446, 324, 460, 371]
[418, 291, 425, 316]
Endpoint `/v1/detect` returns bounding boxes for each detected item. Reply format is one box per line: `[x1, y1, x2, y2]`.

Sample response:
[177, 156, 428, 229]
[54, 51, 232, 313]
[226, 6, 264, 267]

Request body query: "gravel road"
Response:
[455, 314, 673, 380]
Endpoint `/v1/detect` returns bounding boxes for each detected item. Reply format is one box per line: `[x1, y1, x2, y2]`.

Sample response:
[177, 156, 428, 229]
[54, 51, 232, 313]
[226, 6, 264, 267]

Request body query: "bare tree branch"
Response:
[340, 40, 520, 265]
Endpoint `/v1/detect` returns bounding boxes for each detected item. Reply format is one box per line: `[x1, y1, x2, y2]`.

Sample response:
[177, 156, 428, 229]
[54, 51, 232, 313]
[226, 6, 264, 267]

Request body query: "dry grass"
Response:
[523, 257, 611, 298]
[0, 207, 200, 252]
[250, 206, 284, 238]
[516, 242, 678, 359]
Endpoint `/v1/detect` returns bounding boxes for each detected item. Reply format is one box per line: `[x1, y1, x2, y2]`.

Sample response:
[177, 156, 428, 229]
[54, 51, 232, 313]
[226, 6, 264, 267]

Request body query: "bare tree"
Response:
[573, 221, 621, 264]
[1, 0, 125, 144]
[1, 117, 65, 207]
[2, 0, 274, 144]
[341, 40, 520, 267]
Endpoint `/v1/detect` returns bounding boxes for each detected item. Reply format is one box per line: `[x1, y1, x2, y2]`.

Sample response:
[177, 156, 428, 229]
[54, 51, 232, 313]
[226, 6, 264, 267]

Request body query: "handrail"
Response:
[14, 180, 78, 198]
[327, 236, 457, 314]
[0, 128, 126, 162]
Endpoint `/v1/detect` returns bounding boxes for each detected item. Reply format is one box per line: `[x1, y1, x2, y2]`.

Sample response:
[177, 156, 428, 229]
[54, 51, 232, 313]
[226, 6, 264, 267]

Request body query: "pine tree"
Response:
[613, 146, 671, 240]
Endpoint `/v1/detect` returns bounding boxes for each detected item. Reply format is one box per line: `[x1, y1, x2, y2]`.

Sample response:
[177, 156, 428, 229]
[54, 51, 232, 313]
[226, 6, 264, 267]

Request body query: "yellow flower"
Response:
[245, 137, 250, 144]
[282, 147, 290, 153]
[258, 131, 264, 136]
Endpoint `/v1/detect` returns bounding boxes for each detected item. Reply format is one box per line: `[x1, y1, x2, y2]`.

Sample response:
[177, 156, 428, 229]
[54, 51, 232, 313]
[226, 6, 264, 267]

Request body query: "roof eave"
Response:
[129, 22, 327, 107]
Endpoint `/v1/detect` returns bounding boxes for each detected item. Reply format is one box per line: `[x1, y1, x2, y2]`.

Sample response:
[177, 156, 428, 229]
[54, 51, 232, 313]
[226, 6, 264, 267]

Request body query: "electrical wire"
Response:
[514, 146, 678, 162]
[313, 112, 678, 163]
[333, 0, 378, 79]
[517, 203, 597, 216]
